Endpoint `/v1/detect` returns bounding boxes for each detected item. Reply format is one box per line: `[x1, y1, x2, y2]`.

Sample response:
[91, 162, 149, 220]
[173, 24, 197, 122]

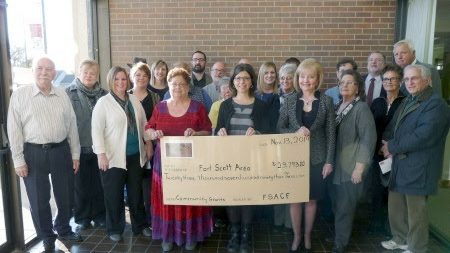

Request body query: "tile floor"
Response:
[26, 210, 449, 253]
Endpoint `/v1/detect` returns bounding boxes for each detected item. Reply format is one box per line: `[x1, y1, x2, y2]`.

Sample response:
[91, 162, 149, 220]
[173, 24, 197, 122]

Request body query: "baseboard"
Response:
[439, 179, 450, 189]
[430, 224, 450, 249]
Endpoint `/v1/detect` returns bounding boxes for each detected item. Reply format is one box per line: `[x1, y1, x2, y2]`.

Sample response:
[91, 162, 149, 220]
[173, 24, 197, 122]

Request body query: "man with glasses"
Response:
[363, 52, 387, 106]
[380, 64, 450, 253]
[164, 51, 213, 111]
[393, 40, 442, 97]
[203, 61, 227, 102]
[191, 50, 212, 88]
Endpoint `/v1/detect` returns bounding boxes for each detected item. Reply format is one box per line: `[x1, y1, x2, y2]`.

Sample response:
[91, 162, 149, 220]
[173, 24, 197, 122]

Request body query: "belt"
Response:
[81, 147, 93, 154]
[26, 139, 68, 149]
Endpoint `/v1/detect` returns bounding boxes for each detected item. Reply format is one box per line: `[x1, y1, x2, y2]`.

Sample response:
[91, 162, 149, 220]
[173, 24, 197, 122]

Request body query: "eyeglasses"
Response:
[171, 82, 188, 87]
[235, 76, 251, 82]
[382, 77, 400, 82]
[338, 81, 356, 86]
[212, 68, 225, 73]
[192, 58, 205, 62]
[280, 76, 293, 81]
[402, 76, 422, 83]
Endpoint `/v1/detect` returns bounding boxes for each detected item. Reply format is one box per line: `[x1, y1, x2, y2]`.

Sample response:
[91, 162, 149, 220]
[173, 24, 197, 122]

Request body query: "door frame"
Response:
[0, 0, 27, 252]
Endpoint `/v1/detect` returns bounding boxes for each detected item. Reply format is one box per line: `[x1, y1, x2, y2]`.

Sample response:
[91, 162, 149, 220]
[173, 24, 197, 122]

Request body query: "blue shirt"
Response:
[325, 85, 340, 105]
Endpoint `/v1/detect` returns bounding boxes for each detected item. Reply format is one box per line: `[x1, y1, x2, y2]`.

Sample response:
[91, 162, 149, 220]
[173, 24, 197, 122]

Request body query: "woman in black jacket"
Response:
[277, 59, 336, 253]
[368, 64, 405, 234]
[215, 63, 269, 253]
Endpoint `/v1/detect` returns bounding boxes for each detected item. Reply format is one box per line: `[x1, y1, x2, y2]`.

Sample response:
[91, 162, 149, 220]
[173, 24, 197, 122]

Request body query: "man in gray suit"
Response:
[393, 40, 442, 97]
[380, 64, 450, 253]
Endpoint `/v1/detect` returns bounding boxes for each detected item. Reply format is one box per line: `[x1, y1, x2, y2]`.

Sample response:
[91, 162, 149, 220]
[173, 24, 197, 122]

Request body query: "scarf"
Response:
[335, 96, 360, 126]
[111, 91, 137, 136]
[75, 78, 104, 111]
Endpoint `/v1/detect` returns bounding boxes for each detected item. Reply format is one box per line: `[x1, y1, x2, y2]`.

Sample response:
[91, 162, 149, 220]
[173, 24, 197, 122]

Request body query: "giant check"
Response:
[160, 133, 309, 205]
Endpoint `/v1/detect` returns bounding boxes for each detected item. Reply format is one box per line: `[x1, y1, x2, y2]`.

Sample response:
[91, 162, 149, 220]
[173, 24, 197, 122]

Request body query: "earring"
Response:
[250, 85, 253, 88]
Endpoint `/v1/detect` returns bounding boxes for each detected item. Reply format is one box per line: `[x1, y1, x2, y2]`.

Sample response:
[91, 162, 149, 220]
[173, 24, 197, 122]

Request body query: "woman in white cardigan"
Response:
[92, 66, 153, 242]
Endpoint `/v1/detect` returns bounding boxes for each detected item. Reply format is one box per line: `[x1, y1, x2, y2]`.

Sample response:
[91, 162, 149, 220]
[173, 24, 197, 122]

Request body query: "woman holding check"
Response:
[277, 58, 335, 253]
[145, 67, 212, 252]
[215, 63, 270, 253]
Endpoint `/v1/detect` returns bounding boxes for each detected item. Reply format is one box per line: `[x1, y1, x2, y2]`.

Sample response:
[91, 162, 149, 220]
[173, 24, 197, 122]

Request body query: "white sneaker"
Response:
[161, 242, 173, 252]
[381, 239, 408, 250]
[401, 250, 412, 253]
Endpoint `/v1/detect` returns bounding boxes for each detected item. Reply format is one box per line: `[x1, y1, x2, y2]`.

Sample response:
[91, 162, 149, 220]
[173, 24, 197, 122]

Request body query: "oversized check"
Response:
[160, 133, 309, 205]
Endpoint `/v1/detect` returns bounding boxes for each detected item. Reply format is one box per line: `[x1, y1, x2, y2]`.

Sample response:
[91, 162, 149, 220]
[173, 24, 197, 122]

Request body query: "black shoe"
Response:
[331, 245, 345, 253]
[109, 234, 122, 242]
[288, 240, 301, 253]
[227, 225, 240, 253]
[58, 231, 83, 242]
[43, 239, 55, 252]
[239, 226, 251, 253]
[288, 248, 299, 253]
[215, 218, 227, 228]
[325, 235, 334, 243]
[133, 227, 152, 237]
[272, 225, 283, 233]
[77, 221, 91, 230]
[93, 220, 106, 229]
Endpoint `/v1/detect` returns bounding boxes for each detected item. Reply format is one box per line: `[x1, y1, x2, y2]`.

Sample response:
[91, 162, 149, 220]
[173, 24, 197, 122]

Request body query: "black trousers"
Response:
[101, 154, 147, 235]
[74, 152, 105, 224]
[227, 206, 253, 225]
[23, 141, 74, 242]
[367, 160, 389, 228]
[142, 168, 152, 225]
[319, 174, 335, 222]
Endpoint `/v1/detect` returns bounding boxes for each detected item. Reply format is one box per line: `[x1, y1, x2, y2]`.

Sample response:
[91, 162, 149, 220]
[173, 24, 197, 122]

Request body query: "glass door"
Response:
[3, 0, 90, 250]
[0, 0, 15, 251]
[429, 0, 450, 247]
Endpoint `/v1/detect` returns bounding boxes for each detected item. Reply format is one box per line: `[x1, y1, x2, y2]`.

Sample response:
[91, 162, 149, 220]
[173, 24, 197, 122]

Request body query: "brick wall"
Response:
[109, 0, 396, 88]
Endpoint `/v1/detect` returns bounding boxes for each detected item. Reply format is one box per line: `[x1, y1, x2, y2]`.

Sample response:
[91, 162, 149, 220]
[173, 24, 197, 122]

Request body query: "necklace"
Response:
[301, 97, 316, 105]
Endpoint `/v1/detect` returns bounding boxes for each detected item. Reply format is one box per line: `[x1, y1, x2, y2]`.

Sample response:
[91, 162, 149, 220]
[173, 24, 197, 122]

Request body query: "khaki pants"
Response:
[388, 191, 428, 253]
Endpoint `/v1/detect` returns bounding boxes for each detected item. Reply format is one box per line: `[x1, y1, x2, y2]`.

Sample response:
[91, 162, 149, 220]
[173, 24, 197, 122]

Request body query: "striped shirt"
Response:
[229, 101, 254, 135]
[7, 84, 80, 168]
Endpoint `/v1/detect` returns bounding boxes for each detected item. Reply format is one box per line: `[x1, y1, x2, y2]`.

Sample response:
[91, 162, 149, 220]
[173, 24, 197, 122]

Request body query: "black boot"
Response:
[239, 225, 251, 253]
[227, 224, 240, 252]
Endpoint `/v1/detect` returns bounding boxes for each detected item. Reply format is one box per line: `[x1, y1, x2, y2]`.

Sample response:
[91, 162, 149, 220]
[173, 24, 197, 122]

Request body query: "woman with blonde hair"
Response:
[149, 60, 169, 100]
[255, 61, 280, 132]
[92, 66, 153, 242]
[66, 59, 107, 230]
[277, 58, 336, 252]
